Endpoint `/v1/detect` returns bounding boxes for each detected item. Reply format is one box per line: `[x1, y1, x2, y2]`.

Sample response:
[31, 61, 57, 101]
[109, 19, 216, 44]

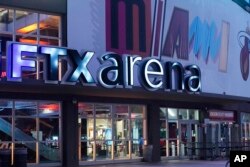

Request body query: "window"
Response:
[78, 103, 147, 162]
[0, 100, 61, 164]
[0, 7, 62, 80]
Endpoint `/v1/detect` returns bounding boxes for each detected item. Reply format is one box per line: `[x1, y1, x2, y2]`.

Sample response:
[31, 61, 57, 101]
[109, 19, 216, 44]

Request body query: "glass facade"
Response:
[160, 108, 199, 158]
[241, 113, 250, 142]
[78, 103, 147, 162]
[0, 100, 61, 164]
[0, 7, 61, 80]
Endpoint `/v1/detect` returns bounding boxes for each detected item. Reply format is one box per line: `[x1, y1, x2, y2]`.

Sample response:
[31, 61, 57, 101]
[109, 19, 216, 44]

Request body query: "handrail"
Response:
[184, 141, 250, 160]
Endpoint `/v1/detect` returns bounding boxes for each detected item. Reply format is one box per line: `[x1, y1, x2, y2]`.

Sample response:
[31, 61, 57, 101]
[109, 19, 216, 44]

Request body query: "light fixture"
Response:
[19, 38, 49, 45]
[17, 23, 46, 34]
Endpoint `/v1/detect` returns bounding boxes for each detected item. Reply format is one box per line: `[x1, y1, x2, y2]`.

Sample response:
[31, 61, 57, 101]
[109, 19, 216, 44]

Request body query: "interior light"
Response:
[19, 38, 49, 45]
[17, 23, 46, 34]
[168, 108, 176, 117]
[42, 109, 52, 114]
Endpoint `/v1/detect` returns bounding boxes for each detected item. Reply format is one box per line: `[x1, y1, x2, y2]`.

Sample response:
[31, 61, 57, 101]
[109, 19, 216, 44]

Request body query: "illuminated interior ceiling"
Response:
[17, 15, 59, 44]
[17, 16, 59, 34]
[0, 101, 59, 116]
[0, 8, 58, 34]
[17, 23, 46, 34]
[0, 8, 28, 23]
[1, 8, 59, 45]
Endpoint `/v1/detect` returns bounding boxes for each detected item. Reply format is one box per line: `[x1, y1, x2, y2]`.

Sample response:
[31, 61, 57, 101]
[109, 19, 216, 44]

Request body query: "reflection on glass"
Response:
[78, 104, 146, 161]
[179, 109, 188, 120]
[114, 119, 129, 140]
[15, 11, 38, 35]
[114, 140, 128, 159]
[15, 10, 38, 45]
[168, 140, 177, 156]
[15, 101, 37, 116]
[39, 102, 59, 117]
[0, 101, 60, 164]
[160, 108, 167, 118]
[131, 139, 144, 158]
[39, 14, 60, 38]
[168, 108, 177, 119]
[95, 104, 111, 118]
[131, 119, 143, 140]
[39, 118, 59, 142]
[39, 141, 60, 163]
[96, 142, 112, 160]
[160, 139, 166, 156]
[15, 118, 36, 141]
[0, 8, 14, 32]
[242, 113, 250, 122]
[189, 109, 199, 120]
[168, 122, 177, 138]
[0, 118, 12, 142]
[17, 35, 38, 45]
[180, 124, 187, 143]
[130, 105, 144, 118]
[78, 103, 93, 117]
[39, 38, 59, 46]
[160, 120, 166, 139]
[0, 100, 12, 116]
[114, 105, 128, 118]
[191, 124, 198, 142]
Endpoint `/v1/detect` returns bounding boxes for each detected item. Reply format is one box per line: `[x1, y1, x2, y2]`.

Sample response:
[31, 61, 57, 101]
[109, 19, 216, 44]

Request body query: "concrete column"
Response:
[147, 104, 161, 162]
[62, 100, 79, 167]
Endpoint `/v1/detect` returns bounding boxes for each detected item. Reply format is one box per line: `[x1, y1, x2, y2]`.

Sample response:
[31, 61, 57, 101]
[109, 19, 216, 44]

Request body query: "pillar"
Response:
[62, 99, 79, 167]
[147, 104, 161, 162]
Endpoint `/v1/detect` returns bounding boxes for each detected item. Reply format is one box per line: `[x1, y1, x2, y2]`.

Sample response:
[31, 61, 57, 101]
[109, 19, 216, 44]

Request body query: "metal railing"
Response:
[186, 141, 250, 160]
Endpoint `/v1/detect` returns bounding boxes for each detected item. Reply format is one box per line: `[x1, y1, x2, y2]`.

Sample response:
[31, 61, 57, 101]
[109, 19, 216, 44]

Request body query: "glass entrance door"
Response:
[160, 108, 200, 159]
[179, 122, 199, 158]
[168, 121, 178, 157]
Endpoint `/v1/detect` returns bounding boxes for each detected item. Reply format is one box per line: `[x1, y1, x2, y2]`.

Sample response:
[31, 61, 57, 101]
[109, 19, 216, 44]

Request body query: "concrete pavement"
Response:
[84, 160, 228, 167]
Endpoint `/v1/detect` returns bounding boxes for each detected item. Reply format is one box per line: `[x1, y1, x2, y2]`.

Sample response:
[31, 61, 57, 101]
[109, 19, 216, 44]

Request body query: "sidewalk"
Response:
[84, 160, 228, 167]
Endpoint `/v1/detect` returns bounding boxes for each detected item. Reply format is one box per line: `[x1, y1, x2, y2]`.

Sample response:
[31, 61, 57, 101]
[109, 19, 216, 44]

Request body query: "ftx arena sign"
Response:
[6, 42, 201, 92]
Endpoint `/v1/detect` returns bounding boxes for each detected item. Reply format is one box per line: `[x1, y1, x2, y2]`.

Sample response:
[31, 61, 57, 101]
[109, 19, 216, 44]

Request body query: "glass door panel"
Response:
[168, 122, 178, 157]
[180, 123, 188, 157]
[160, 120, 167, 156]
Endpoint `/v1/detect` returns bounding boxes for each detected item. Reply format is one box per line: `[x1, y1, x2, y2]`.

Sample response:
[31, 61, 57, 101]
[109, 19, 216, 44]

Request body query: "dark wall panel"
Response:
[62, 100, 79, 167]
[147, 104, 161, 162]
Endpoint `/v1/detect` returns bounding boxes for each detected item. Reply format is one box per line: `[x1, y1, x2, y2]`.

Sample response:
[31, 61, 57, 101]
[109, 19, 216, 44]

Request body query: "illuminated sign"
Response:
[209, 110, 235, 121]
[6, 42, 201, 93]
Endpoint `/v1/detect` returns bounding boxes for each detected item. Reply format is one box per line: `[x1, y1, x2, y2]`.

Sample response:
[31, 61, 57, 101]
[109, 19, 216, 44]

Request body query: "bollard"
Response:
[143, 145, 153, 162]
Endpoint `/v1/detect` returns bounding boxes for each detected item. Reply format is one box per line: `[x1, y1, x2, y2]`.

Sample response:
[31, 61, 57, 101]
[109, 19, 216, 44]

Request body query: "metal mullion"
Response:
[36, 101, 39, 164]
[143, 105, 147, 143]
[11, 100, 15, 165]
[13, 10, 16, 41]
[39, 35, 60, 40]
[93, 104, 96, 161]
[58, 15, 62, 47]
[36, 14, 40, 80]
[59, 102, 62, 162]
[37, 13, 40, 45]
[111, 104, 114, 160]
[128, 105, 132, 159]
